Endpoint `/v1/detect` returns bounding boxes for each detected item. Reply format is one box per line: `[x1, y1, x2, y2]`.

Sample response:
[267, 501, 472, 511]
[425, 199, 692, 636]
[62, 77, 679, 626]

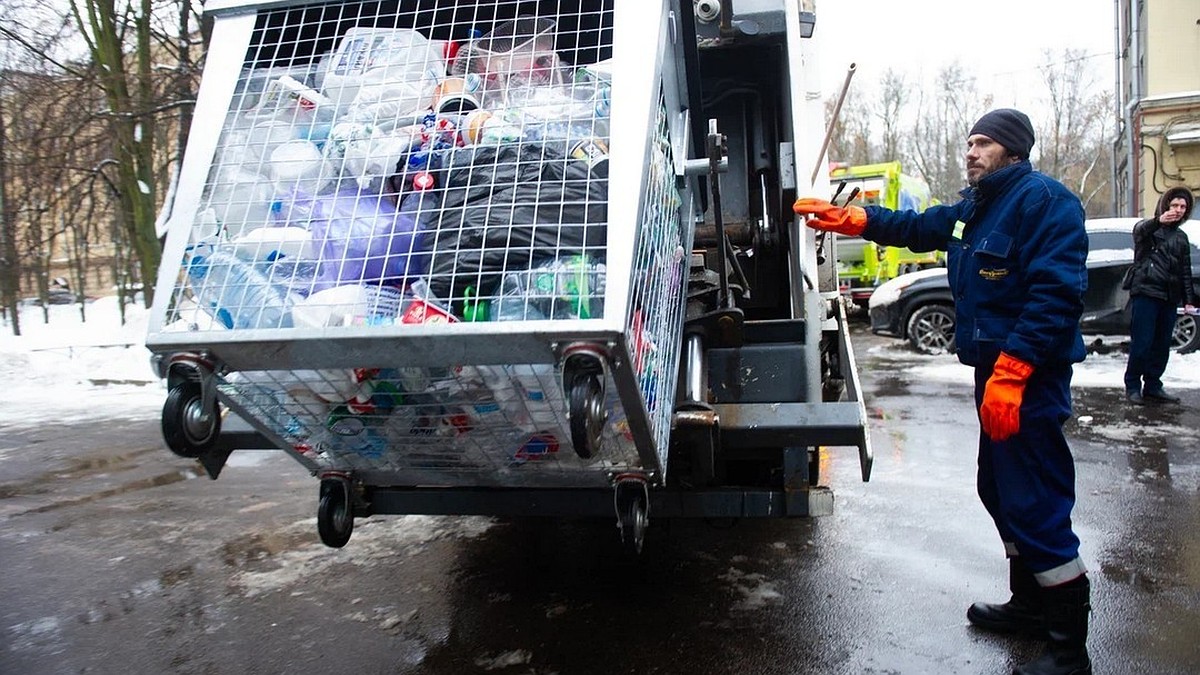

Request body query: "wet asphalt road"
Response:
[2, 323, 1199, 674]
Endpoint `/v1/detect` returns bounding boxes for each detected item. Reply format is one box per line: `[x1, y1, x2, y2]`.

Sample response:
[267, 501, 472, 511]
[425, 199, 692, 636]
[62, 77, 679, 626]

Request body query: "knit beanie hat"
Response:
[969, 109, 1036, 159]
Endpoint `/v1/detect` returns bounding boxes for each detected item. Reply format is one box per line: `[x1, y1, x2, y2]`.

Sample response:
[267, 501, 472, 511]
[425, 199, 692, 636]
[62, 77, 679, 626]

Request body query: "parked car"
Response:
[867, 218, 1200, 355]
[18, 277, 77, 307]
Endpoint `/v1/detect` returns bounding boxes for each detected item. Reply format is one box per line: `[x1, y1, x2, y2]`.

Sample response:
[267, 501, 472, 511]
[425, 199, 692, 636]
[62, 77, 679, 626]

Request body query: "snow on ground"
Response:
[863, 336, 1199, 390]
[0, 298, 165, 429]
[0, 297, 1196, 432]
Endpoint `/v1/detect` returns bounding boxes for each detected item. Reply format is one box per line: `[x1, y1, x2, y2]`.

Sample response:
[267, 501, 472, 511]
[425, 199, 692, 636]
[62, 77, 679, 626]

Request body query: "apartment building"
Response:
[1113, 0, 1200, 216]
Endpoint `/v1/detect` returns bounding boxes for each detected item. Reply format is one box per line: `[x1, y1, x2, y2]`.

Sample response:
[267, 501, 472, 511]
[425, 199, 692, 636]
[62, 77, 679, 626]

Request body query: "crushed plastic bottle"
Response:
[203, 166, 277, 239]
[186, 248, 296, 329]
[491, 270, 550, 322]
[491, 255, 606, 321]
[458, 110, 523, 145]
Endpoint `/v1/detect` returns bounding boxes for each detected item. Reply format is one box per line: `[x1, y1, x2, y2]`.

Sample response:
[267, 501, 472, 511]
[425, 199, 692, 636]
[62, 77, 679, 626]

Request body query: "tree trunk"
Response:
[0, 93, 22, 336]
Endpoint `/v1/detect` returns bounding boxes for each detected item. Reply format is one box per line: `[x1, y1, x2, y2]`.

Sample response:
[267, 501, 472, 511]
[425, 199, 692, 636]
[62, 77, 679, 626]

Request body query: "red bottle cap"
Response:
[413, 172, 436, 190]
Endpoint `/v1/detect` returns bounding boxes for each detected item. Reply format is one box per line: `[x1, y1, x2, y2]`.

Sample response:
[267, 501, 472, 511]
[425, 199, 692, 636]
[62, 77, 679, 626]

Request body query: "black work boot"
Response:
[1015, 575, 1092, 675]
[968, 558, 1046, 637]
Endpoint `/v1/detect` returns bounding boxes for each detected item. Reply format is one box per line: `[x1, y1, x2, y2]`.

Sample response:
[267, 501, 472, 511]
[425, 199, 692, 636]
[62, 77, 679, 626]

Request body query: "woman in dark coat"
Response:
[1124, 186, 1197, 404]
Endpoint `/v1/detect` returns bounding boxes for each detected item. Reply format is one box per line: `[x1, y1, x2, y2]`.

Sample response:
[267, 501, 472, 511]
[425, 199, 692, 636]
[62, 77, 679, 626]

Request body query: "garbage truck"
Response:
[145, 0, 871, 555]
[830, 161, 940, 306]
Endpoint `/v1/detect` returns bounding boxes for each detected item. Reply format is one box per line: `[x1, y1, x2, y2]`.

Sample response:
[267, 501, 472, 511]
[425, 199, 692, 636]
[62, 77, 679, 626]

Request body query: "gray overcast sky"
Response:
[811, 0, 1117, 111]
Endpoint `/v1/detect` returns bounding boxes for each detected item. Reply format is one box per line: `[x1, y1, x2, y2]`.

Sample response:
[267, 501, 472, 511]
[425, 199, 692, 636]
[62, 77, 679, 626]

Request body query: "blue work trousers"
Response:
[974, 363, 1085, 586]
[1124, 294, 1178, 395]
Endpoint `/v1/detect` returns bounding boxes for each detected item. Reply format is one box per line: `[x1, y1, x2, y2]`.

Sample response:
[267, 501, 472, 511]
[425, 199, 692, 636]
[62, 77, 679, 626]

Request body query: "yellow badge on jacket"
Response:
[952, 220, 966, 240]
[979, 268, 1009, 280]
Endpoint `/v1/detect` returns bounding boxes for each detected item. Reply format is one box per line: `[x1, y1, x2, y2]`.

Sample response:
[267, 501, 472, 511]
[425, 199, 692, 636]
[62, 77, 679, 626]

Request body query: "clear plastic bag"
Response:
[320, 27, 446, 122]
[274, 187, 435, 292]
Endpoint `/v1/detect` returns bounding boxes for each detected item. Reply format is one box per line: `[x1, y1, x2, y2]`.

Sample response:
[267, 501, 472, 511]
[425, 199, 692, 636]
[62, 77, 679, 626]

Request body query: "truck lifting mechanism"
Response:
[146, 0, 871, 555]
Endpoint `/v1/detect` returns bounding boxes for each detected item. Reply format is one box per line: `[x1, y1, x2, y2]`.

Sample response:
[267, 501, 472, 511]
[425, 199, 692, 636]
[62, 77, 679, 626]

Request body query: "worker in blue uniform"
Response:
[795, 109, 1092, 675]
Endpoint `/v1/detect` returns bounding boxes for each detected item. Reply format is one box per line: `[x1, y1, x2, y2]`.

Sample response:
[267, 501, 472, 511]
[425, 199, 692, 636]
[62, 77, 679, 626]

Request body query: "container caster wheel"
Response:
[162, 381, 220, 458]
[568, 373, 606, 459]
[614, 476, 649, 558]
[317, 478, 354, 548]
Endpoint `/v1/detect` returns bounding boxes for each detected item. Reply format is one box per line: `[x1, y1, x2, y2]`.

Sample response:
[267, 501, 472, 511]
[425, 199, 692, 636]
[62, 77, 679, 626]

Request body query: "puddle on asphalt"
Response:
[56, 447, 161, 479]
[1099, 560, 1164, 592]
[9, 466, 206, 517]
[872, 375, 910, 398]
[220, 529, 314, 569]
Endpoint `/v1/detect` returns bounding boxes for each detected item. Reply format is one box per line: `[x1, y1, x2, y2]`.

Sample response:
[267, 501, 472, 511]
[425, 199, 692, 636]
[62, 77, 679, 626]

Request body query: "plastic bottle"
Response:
[204, 167, 277, 239]
[520, 117, 610, 177]
[393, 172, 439, 267]
[509, 364, 569, 439]
[265, 257, 320, 299]
[460, 110, 523, 145]
[488, 271, 568, 438]
[325, 404, 388, 459]
[468, 366, 529, 440]
[320, 27, 446, 109]
[186, 249, 295, 329]
[545, 255, 606, 319]
[491, 270, 549, 322]
[493, 256, 606, 320]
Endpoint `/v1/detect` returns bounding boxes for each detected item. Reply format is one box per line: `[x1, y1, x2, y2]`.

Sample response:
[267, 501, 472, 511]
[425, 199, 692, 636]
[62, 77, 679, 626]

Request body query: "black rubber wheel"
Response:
[1172, 314, 1199, 354]
[906, 304, 956, 355]
[618, 492, 647, 558]
[317, 481, 353, 548]
[568, 374, 605, 459]
[161, 381, 220, 458]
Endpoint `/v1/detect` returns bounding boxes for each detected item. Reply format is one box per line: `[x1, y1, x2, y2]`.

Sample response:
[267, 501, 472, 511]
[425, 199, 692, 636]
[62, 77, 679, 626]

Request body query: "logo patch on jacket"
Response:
[979, 268, 1008, 281]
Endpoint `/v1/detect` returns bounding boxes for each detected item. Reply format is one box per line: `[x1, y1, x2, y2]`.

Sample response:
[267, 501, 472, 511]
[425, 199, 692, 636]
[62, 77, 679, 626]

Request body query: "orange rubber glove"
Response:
[793, 198, 868, 236]
[980, 352, 1035, 442]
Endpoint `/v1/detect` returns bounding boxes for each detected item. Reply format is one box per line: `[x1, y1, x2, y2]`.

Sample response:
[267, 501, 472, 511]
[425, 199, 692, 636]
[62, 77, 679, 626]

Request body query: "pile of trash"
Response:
[186, 16, 613, 331]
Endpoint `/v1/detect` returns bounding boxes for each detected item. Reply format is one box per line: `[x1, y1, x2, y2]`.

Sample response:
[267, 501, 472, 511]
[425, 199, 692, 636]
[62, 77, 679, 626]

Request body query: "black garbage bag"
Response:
[423, 142, 608, 301]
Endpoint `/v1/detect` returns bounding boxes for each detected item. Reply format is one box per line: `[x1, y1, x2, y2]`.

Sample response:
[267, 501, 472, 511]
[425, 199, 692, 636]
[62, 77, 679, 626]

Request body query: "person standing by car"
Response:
[795, 109, 1092, 675]
[1123, 187, 1197, 405]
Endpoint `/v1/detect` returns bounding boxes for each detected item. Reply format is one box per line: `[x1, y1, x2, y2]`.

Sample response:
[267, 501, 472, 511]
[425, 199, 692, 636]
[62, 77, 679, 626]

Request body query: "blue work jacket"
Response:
[862, 161, 1088, 368]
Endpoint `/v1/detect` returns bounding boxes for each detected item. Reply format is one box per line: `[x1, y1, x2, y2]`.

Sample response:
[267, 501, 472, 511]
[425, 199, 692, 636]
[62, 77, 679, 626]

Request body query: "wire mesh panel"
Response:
[163, 1, 613, 330]
[149, 0, 688, 486]
[627, 91, 688, 467]
[219, 362, 641, 487]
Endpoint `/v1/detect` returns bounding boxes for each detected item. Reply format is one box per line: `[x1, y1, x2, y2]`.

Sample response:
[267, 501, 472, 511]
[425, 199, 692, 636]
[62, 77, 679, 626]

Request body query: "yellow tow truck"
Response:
[831, 161, 942, 306]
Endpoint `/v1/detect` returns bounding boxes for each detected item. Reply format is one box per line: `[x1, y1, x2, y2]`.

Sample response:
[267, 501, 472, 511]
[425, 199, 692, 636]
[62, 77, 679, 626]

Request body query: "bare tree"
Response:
[826, 68, 912, 169]
[827, 89, 876, 167]
[2, 0, 204, 329]
[68, 0, 165, 308]
[0, 0, 69, 334]
[0, 88, 18, 335]
[1034, 49, 1114, 216]
[875, 69, 909, 161]
[910, 62, 993, 204]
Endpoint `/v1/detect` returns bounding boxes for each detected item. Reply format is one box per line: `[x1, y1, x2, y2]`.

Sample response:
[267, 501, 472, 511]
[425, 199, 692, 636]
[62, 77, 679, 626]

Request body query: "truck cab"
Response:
[831, 161, 942, 306]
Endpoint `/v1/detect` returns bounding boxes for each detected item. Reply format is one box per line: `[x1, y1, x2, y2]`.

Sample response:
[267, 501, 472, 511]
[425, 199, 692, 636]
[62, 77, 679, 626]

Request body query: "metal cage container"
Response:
[147, 0, 870, 551]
